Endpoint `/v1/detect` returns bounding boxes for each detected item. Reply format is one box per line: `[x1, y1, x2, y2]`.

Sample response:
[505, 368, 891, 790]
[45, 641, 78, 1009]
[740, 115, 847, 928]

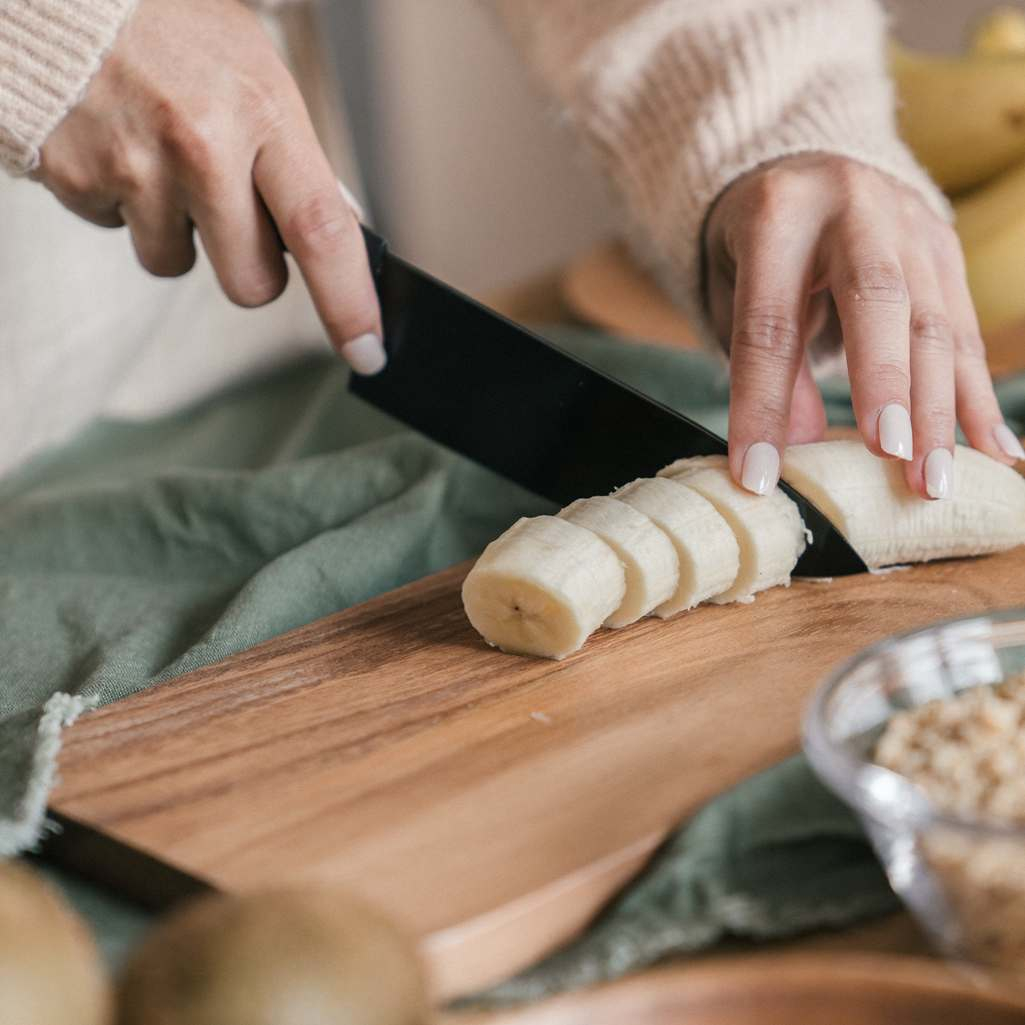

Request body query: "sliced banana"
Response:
[659, 454, 730, 478]
[612, 477, 739, 616]
[659, 456, 806, 602]
[462, 440, 1025, 661]
[559, 496, 679, 627]
[461, 515, 626, 659]
[783, 441, 1025, 568]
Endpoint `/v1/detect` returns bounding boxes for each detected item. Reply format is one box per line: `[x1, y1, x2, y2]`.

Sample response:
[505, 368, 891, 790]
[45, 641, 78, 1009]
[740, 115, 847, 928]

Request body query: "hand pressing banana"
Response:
[462, 441, 1025, 660]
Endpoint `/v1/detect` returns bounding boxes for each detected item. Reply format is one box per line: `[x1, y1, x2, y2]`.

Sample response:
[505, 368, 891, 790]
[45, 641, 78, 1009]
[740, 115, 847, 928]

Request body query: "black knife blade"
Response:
[350, 229, 867, 578]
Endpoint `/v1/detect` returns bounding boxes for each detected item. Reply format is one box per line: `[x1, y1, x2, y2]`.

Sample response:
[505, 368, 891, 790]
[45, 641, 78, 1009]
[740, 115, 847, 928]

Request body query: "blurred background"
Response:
[319, 0, 1010, 298]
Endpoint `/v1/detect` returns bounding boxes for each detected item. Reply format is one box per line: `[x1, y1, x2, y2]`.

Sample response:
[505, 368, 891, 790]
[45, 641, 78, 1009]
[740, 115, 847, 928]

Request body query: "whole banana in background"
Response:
[891, 38, 1025, 194]
[953, 157, 1025, 332]
[970, 4, 1025, 56]
[892, 6, 1025, 333]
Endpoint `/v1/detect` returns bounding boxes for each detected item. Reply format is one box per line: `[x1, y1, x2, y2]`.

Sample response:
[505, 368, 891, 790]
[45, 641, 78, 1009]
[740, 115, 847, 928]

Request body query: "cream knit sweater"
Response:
[0, 0, 948, 454]
[2, 0, 946, 229]
[488, 0, 950, 334]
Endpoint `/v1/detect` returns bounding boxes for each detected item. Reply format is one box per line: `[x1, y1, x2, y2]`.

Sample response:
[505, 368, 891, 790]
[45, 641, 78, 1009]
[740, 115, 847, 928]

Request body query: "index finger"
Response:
[254, 126, 384, 375]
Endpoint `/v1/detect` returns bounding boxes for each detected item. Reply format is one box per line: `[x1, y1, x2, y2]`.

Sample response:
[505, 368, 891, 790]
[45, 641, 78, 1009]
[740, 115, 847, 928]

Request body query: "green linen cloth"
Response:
[2, 326, 1024, 997]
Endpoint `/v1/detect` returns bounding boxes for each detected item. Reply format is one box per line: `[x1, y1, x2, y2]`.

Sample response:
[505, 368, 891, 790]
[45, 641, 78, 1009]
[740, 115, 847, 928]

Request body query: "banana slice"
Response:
[659, 455, 729, 477]
[462, 515, 626, 659]
[783, 441, 1025, 568]
[659, 456, 806, 602]
[612, 478, 739, 616]
[559, 496, 679, 627]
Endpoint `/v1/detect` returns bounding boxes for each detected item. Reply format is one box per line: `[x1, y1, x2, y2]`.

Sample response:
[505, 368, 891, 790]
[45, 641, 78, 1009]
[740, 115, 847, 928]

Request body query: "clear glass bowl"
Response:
[803, 609, 1025, 977]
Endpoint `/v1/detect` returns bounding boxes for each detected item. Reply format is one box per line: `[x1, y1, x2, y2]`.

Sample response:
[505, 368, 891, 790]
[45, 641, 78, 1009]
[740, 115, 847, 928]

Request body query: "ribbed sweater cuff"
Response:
[0, 0, 138, 175]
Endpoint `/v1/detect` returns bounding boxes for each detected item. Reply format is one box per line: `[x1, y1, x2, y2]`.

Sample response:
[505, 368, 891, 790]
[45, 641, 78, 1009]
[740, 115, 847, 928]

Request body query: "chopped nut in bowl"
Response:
[803, 610, 1025, 982]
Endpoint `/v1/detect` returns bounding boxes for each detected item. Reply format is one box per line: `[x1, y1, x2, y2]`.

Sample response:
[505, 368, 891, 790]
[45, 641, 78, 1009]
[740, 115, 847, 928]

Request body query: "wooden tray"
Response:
[48, 547, 1025, 999]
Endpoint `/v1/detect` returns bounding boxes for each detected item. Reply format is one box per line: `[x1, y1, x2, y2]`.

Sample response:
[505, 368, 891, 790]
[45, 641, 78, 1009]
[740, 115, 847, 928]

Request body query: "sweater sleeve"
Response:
[0, 0, 300, 177]
[486, 0, 951, 352]
[0, 0, 138, 174]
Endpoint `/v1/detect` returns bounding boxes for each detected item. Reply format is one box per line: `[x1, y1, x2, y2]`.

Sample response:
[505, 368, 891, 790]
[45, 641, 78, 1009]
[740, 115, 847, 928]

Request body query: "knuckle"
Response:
[955, 330, 987, 363]
[157, 101, 218, 176]
[834, 164, 882, 213]
[834, 159, 868, 194]
[750, 166, 799, 216]
[910, 310, 953, 356]
[102, 134, 145, 195]
[742, 404, 788, 439]
[841, 260, 908, 309]
[870, 358, 911, 395]
[239, 77, 288, 135]
[731, 304, 801, 362]
[287, 192, 354, 257]
[915, 402, 955, 435]
[47, 161, 92, 200]
[738, 178, 802, 241]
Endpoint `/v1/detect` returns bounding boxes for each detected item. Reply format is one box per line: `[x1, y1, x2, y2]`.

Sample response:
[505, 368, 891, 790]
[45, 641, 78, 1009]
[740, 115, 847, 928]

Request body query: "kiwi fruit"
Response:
[116, 887, 429, 1025]
[0, 860, 112, 1025]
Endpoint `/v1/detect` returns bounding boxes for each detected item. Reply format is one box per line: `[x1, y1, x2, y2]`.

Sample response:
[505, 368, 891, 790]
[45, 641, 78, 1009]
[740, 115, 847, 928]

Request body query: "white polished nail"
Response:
[341, 333, 386, 376]
[740, 442, 780, 495]
[994, 423, 1025, 461]
[878, 404, 913, 461]
[925, 448, 953, 500]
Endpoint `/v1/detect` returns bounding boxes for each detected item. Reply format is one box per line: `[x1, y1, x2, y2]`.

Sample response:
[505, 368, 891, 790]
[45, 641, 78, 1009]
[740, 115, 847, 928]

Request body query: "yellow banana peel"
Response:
[970, 6, 1025, 58]
[891, 40, 1025, 194]
[955, 158, 1025, 332]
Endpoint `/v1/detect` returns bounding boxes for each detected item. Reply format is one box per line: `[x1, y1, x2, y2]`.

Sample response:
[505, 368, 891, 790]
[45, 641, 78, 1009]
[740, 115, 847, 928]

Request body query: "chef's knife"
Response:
[349, 229, 867, 578]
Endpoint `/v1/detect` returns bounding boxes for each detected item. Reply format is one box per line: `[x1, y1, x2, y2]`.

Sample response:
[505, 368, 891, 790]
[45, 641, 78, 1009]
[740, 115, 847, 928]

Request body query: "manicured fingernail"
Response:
[740, 442, 780, 495]
[994, 423, 1025, 461]
[341, 333, 386, 375]
[925, 448, 953, 500]
[878, 404, 913, 460]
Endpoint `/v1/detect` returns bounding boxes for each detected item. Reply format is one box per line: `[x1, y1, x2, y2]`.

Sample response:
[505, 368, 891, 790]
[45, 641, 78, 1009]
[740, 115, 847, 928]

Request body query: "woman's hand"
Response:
[33, 0, 384, 375]
[704, 153, 1024, 499]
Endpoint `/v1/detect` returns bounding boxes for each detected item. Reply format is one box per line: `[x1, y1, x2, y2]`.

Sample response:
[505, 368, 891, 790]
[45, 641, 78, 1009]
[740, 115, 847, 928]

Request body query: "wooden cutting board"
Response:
[49, 548, 1025, 1000]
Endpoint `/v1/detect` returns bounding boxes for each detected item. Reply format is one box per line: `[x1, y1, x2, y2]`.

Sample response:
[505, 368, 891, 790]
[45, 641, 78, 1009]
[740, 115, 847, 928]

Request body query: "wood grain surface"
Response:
[49, 545, 1025, 998]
